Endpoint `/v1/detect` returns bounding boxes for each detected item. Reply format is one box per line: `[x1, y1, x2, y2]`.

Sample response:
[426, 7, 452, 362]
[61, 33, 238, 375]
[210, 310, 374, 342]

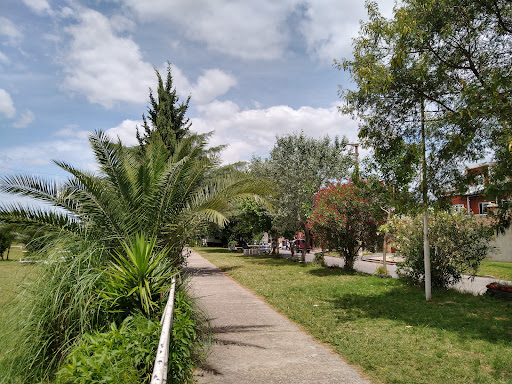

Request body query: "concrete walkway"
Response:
[185, 249, 370, 384]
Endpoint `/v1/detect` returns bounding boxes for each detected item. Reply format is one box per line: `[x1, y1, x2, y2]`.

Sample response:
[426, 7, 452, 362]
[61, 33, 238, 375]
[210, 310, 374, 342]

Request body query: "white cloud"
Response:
[120, 0, 396, 62]
[0, 136, 94, 172]
[0, 89, 16, 118]
[61, 8, 154, 108]
[121, 0, 296, 60]
[191, 101, 360, 164]
[12, 109, 35, 128]
[171, 66, 237, 105]
[0, 51, 9, 64]
[22, 0, 52, 15]
[298, 0, 397, 63]
[105, 119, 141, 146]
[0, 17, 23, 45]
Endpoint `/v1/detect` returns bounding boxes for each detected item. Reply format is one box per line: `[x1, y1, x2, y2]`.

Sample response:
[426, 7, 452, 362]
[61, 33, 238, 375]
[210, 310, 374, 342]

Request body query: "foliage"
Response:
[209, 198, 272, 245]
[100, 233, 177, 318]
[308, 181, 385, 271]
[137, 63, 191, 155]
[0, 131, 267, 258]
[56, 314, 160, 384]
[374, 265, 389, 276]
[251, 132, 352, 260]
[383, 211, 494, 288]
[4, 239, 108, 382]
[337, 0, 504, 202]
[169, 289, 205, 384]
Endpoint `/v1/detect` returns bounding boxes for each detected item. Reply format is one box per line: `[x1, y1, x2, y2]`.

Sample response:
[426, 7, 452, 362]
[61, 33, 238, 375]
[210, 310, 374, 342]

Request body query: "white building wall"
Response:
[487, 227, 512, 262]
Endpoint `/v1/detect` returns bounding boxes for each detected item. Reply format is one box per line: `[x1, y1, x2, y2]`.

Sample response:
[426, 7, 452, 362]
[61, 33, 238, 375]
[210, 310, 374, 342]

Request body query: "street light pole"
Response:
[348, 143, 359, 180]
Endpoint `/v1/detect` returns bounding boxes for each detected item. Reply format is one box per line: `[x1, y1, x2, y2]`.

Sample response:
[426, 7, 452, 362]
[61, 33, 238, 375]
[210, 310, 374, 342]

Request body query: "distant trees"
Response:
[251, 132, 352, 261]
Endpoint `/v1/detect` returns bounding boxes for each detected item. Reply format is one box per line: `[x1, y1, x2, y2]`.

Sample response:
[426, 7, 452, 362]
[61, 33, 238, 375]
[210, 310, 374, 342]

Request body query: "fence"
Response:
[150, 275, 177, 384]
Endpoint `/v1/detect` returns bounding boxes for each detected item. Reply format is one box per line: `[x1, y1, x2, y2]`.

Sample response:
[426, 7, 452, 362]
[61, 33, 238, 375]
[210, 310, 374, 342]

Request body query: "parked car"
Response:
[259, 242, 271, 253]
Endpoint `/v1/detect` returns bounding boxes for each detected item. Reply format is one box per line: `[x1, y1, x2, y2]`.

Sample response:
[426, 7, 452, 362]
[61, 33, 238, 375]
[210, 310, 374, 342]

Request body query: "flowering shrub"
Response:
[382, 211, 494, 288]
[307, 181, 385, 270]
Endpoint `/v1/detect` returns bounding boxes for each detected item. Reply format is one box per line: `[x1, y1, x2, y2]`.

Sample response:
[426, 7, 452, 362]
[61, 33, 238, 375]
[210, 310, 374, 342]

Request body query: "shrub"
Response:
[99, 233, 178, 318]
[382, 211, 494, 288]
[308, 181, 385, 270]
[170, 289, 206, 383]
[56, 314, 160, 384]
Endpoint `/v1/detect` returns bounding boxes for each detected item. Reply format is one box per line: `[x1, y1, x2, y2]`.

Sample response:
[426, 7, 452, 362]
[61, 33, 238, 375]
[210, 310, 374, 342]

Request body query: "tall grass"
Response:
[2, 238, 112, 383]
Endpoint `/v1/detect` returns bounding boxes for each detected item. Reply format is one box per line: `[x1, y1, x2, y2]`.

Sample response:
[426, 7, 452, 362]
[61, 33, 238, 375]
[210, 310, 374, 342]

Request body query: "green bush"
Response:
[169, 289, 205, 383]
[56, 314, 159, 384]
[56, 289, 204, 384]
[382, 211, 494, 288]
[99, 233, 177, 318]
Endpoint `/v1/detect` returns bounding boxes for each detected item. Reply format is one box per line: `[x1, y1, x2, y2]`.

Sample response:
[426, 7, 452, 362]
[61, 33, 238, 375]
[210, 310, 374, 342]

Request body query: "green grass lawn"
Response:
[195, 248, 512, 384]
[478, 261, 512, 281]
[0, 258, 40, 380]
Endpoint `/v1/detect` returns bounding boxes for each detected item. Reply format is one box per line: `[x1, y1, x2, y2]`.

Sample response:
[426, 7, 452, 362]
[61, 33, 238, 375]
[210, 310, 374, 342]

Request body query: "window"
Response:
[452, 204, 465, 213]
[478, 202, 493, 215]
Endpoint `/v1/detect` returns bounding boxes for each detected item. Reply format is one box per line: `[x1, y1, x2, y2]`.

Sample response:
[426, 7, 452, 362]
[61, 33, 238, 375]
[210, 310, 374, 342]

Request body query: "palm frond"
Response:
[0, 174, 60, 204]
[0, 203, 81, 233]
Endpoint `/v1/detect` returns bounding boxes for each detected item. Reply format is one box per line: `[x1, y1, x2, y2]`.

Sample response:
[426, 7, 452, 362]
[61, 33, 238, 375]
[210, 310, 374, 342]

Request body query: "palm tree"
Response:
[0, 131, 269, 382]
[0, 131, 268, 258]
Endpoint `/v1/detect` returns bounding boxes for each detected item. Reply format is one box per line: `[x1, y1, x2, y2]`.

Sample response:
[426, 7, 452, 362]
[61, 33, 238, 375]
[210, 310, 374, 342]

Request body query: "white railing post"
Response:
[150, 276, 177, 384]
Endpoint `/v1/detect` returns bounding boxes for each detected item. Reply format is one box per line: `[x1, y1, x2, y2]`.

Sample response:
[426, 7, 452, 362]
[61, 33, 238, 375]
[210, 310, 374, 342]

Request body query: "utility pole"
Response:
[348, 143, 359, 180]
[421, 98, 432, 301]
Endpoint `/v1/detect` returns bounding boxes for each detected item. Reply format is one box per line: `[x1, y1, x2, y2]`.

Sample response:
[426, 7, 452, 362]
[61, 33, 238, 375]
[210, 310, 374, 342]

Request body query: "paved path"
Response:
[185, 249, 370, 384]
[280, 250, 511, 295]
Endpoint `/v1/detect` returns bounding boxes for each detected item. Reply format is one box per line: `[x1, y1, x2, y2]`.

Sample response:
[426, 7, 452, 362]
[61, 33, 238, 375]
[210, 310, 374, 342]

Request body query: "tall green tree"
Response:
[137, 63, 191, 155]
[252, 132, 352, 262]
[0, 132, 265, 257]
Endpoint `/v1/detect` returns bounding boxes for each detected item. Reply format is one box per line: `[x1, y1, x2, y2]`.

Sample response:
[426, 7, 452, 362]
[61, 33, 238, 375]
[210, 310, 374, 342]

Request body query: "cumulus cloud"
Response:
[0, 136, 94, 172]
[0, 17, 23, 45]
[105, 119, 141, 146]
[299, 0, 396, 62]
[0, 51, 9, 65]
[13, 109, 35, 128]
[120, 0, 395, 62]
[191, 101, 360, 164]
[61, 7, 154, 108]
[22, 0, 52, 15]
[121, 0, 296, 60]
[171, 67, 237, 105]
[0, 89, 16, 118]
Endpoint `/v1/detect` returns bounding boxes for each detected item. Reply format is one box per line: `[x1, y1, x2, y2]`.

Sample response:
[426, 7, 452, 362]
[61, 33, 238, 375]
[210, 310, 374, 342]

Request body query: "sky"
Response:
[0, 0, 395, 205]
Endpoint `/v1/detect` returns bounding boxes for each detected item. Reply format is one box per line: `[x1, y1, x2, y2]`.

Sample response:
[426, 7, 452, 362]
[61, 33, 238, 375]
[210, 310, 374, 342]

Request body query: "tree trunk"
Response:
[382, 209, 391, 271]
[301, 229, 308, 263]
[6, 246, 10, 260]
[272, 229, 279, 255]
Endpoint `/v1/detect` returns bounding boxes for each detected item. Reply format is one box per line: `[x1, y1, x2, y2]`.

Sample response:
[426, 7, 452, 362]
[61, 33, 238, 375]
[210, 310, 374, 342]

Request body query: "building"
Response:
[448, 163, 501, 215]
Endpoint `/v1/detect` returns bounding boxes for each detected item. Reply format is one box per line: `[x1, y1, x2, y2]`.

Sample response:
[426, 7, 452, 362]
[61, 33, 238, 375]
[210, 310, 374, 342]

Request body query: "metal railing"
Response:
[150, 275, 177, 384]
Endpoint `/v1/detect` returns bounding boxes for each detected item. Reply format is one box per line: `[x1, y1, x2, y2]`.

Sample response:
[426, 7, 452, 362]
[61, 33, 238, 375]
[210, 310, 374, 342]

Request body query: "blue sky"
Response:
[0, 0, 395, 204]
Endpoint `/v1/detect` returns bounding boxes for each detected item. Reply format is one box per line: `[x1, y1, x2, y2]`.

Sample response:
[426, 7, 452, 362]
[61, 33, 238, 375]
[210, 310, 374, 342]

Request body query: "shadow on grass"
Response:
[326, 285, 512, 345]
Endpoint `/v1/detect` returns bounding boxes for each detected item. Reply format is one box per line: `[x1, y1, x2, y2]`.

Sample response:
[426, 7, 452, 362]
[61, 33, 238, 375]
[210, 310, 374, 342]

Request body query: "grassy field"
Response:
[478, 261, 512, 281]
[0, 256, 40, 380]
[195, 248, 512, 384]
